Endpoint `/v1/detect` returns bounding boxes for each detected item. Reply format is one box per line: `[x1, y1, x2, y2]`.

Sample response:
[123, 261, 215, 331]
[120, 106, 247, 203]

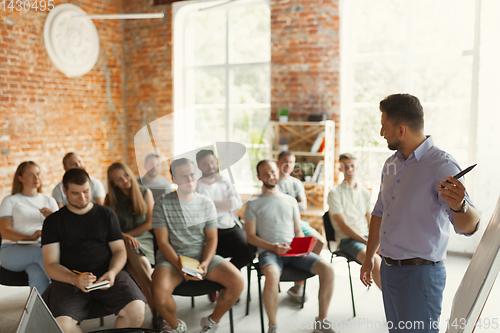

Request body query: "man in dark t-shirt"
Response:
[42, 168, 146, 332]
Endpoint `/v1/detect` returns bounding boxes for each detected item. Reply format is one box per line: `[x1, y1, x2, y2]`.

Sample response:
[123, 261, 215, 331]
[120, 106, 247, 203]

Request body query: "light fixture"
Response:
[72, 13, 165, 19]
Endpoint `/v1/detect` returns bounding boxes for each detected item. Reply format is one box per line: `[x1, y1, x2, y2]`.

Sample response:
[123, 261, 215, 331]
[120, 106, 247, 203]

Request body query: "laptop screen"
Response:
[16, 287, 63, 333]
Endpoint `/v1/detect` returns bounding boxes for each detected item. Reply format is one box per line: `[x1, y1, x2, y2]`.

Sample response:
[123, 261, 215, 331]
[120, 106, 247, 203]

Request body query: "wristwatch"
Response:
[450, 200, 469, 213]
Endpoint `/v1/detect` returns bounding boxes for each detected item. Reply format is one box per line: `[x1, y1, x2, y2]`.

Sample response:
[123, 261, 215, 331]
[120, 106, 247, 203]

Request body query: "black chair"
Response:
[322, 211, 359, 317]
[0, 234, 30, 286]
[249, 259, 314, 333]
[172, 279, 234, 333]
[0, 233, 109, 326]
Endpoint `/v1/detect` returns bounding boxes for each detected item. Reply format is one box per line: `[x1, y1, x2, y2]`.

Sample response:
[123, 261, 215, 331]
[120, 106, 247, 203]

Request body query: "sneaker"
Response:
[313, 318, 336, 333]
[287, 285, 308, 303]
[268, 324, 277, 333]
[157, 317, 171, 331]
[200, 316, 219, 332]
[163, 319, 187, 333]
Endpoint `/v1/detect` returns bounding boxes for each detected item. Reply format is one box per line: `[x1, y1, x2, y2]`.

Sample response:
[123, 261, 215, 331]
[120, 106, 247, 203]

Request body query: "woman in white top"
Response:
[0, 161, 58, 294]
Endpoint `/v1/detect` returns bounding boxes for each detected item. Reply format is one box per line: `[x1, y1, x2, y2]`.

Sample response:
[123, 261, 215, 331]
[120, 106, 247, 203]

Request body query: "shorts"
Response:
[338, 238, 366, 262]
[301, 221, 321, 238]
[42, 270, 146, 322]
[258, 250, 321, 274]
[155, 253, 226, 278]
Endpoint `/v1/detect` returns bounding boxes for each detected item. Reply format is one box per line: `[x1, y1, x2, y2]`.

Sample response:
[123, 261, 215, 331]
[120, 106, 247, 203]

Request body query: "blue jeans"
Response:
[381, 259, 446, 333]
[0, 243, 50, 294]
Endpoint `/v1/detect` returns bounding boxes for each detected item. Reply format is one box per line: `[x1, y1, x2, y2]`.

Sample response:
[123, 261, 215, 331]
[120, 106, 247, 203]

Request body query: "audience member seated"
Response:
[42, 168, 146, 333]
[328, 153, 382, 290]
[276, 151, 326, 301]
[195, 149, 254, 271]
[137, 154, 173, 201]
[245, 160, 335, 333]
[105, 162, 155, 315]
[52, 152, 105, 208]
[0, 161, 58, 294]
[151, 158, 244, 333]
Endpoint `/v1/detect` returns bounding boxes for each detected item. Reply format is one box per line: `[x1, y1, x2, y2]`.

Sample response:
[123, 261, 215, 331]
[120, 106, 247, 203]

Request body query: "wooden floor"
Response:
[1, 251, 499, 333]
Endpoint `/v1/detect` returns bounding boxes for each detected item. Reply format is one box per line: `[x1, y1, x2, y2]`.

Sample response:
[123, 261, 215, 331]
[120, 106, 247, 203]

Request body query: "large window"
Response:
[340, 0, 491, 252]
[340, 0, 477, 197]
[173, 0, 271, 188]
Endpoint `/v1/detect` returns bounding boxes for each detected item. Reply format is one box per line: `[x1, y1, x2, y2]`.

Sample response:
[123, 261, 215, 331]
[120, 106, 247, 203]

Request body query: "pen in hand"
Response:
[440, 164, 477, 188]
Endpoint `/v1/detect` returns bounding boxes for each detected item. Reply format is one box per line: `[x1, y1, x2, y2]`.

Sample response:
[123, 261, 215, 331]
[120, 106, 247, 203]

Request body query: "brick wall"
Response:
[0, 0, 126, 198]
[271, 0, 340, 120]
[0, 0, 341, 199]
[123, 1, 174, 177]
[271, 0, 341, 181]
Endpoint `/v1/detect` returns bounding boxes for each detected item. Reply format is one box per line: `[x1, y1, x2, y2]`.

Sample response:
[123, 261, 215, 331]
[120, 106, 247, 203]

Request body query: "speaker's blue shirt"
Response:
[372, 136, 478, 262]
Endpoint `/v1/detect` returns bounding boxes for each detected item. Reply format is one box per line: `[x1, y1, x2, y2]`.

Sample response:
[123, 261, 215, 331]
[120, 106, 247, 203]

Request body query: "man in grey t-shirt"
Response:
[276, 151, 326, 301]
[137, 154, 173, 201]
[151, 158, 243, 333]
[245, 160, 335, 333]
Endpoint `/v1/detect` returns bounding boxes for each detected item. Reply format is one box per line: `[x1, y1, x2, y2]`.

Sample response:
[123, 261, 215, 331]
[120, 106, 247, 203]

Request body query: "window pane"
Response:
[231, 107, 270, 183]
[413, 0, 475, 52]
[352, 107, 386, 148]
[229, 4, 270, 63]
[351, 0, 407, 54]
[232, 107, 270, 145]
[194, 68, 226, 105]
[195, 108, 227, 143]
[424, 105, 470, 166]
[186, 9, 226, 66]
[353, 60, 405, 103]
[231, 65, 270, 104]
[412, 56, 473, 103]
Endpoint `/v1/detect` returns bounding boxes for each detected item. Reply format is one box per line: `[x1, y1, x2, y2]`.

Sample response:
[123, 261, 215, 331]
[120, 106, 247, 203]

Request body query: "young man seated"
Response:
[151, 158, 244, 333]
[328, 153, 382, 290]
[245, 160, 336, 333]
[276, 151, 327, 301]
[42, 168, 146, 333]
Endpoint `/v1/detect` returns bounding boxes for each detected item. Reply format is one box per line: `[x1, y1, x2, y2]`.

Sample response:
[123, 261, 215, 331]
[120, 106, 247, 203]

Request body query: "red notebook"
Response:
[281, 236, 317, 257]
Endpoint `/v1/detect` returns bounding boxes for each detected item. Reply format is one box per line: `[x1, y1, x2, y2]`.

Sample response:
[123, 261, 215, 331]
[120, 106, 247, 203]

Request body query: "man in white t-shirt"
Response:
[52, 152, 105, 208]
[195, 149, 253, 271]
[328, 153, 381, 289]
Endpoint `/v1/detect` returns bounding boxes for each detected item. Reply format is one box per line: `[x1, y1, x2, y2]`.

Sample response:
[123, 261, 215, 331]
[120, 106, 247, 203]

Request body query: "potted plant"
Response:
[278, 108, 289, 123]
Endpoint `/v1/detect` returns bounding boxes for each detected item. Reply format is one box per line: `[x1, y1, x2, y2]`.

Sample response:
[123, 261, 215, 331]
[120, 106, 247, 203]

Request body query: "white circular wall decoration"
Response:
[43, 4, 100, 78]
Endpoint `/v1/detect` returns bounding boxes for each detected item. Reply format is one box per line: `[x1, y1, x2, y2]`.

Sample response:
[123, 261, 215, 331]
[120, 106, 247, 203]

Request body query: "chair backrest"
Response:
[322, 211, 337, 252]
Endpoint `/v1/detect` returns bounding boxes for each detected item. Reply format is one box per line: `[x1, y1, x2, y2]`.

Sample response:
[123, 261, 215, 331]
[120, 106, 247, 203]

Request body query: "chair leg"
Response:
[99, 316, 104, 326]
[301, 279, 307, 309]
[229, 307, 234, 333]
[257, 271, 265, 333]
[347, 261, 356, 317]
[191, 296, 195, 308]
[246, 264, 251, 316]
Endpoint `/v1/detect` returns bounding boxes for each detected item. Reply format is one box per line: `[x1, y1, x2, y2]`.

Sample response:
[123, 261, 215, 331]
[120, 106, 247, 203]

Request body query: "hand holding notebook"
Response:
[280, 236, 317, 257]
[85, 280, 111, 292]
[179, 255, 204, 279]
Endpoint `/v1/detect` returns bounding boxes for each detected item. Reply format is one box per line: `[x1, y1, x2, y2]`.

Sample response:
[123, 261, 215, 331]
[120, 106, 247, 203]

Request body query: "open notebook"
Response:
[16, 287, 64, 333]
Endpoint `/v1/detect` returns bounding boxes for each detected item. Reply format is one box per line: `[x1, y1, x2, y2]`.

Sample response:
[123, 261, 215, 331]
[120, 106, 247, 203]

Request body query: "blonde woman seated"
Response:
[105, 162, 155, 314]
[0, 161, 58, 294]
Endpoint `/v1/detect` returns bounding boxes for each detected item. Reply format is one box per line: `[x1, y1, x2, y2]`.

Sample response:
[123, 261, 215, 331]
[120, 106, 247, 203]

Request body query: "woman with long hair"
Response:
[0, 161, 58, 293]
[105, 162, 155, 315]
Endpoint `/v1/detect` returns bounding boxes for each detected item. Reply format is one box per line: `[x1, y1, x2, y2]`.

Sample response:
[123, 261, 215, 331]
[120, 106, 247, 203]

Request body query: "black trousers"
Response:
[217, 225, 255, 270]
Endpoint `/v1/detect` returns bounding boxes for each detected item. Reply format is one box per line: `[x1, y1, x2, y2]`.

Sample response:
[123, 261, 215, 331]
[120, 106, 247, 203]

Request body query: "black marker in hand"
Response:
[440, 164, 477, 188]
